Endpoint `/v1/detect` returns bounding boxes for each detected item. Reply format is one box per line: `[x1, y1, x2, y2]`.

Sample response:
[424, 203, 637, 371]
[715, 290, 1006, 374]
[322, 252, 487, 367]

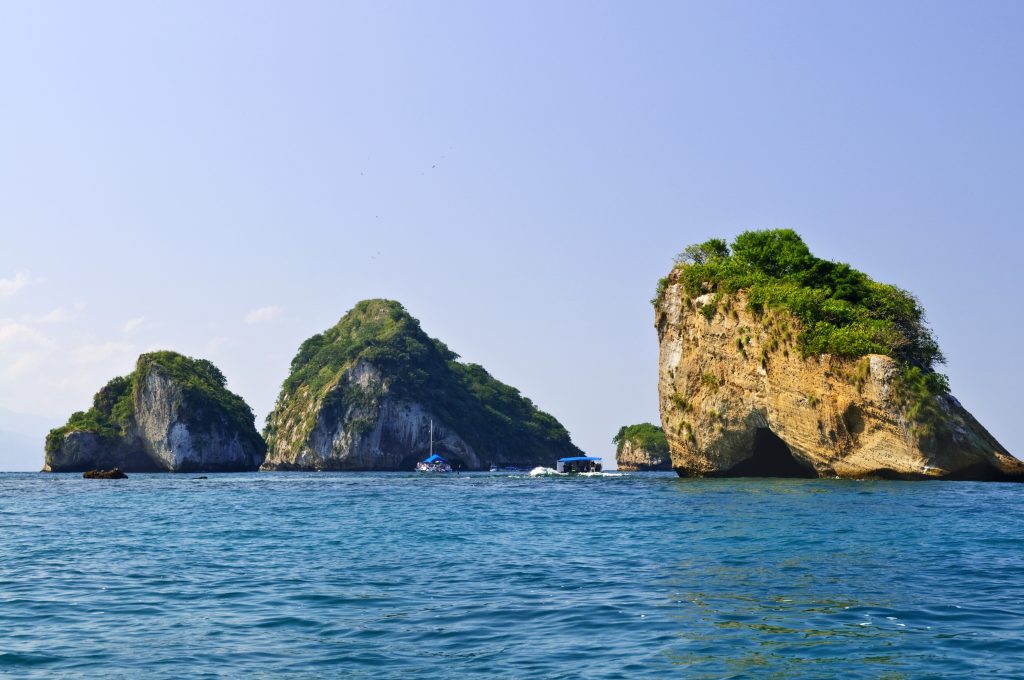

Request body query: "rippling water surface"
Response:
[1, 471, 1022, 678]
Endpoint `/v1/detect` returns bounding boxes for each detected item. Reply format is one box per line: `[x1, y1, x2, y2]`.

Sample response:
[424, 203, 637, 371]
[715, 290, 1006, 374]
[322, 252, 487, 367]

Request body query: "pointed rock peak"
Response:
[264, 300, 582, 471]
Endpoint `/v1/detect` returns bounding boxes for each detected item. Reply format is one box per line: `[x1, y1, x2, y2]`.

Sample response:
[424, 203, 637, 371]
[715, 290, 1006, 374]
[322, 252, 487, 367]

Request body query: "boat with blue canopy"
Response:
[556, 456, 602, 473]
[417, 453, 452, 473]
[415, 420, 452, 473]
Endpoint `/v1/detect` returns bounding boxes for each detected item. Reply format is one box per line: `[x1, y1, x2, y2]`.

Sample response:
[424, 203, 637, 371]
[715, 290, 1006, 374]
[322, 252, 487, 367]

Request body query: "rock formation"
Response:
[262, 299, 583, 470]
[83, 468, 127, 479]
[655, 230, 1023, 481]
[45, 351, 265, 472]
[614, 423, 671, 471]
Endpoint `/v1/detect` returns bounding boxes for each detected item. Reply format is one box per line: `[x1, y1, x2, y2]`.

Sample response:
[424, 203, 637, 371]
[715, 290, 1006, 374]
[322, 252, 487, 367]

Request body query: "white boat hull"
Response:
[416, 461, 452, 473]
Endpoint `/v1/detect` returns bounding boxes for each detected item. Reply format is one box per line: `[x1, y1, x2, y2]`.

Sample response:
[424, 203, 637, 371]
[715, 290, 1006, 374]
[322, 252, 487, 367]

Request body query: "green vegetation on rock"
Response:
[657, 230, 943, 369]
[656, 229, 952, 439]
[45, 375, 133, 453]
[613, 423, 668, 455]
[45, 351, 260, 454]
[266, 299, 577, 460]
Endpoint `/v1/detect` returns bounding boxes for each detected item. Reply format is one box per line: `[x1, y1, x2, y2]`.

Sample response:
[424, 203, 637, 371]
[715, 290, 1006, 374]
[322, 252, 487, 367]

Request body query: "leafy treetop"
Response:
[657, 229, 946, 379]
[613, 423, 668, 455]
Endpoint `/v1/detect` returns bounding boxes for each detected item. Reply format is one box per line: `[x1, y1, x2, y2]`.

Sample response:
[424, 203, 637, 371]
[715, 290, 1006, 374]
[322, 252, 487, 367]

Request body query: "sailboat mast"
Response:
[430, 419, 433, 456]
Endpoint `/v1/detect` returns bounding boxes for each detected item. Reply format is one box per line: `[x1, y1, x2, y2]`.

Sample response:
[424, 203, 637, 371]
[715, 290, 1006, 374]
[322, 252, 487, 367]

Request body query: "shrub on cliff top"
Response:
[657, 229, 945, 375]
[655, 229, 952, 439]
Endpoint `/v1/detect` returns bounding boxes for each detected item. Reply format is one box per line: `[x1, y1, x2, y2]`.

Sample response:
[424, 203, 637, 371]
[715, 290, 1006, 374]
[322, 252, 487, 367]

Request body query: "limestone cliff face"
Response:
[263, 360, 483, 470]
[616, 439, 672, 471]
[262, 299, 583, 471]
[656, 278, 1023, 481]
[131, 370, 264, 471]
[45, 352, 265, 472]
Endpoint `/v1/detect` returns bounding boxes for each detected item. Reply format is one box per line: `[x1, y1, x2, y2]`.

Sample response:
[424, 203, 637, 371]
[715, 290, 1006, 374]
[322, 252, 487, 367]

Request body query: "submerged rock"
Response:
[45, 351, 265, 473]
[83, 468, 127, 479]
[262, 299, 583, 471]
[655, 230, 1023, 481]
[614, 423, 671, 471]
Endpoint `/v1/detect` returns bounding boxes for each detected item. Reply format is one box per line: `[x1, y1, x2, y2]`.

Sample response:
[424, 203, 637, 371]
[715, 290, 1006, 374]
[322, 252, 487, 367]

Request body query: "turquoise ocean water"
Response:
[1, 471, 1022, 678]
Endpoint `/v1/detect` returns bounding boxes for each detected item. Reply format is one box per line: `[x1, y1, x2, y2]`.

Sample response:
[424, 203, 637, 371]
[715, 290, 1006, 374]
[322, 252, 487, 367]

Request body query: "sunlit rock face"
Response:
[656, 280, 1023, 481]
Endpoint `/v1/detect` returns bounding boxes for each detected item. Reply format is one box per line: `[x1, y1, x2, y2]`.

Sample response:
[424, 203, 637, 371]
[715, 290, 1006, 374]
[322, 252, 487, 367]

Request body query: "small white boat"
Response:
[555, 456, 603, 473]
[416, 420, 452, 473]
[489, 464, 498, 472]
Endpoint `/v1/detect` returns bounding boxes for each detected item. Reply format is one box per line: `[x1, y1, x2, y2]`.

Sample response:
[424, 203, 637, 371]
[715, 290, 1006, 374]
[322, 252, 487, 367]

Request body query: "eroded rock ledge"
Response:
[657, 282, 1023, 481]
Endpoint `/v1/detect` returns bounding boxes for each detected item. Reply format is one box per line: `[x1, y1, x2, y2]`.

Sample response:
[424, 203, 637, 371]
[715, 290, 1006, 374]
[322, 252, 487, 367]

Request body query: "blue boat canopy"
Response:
[557, 456, 602, 462]
[422, 454, 446, 463]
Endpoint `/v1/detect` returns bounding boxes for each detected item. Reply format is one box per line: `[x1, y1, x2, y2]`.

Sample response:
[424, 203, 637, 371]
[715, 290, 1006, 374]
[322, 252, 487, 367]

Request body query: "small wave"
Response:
[528, 467, 623, 478]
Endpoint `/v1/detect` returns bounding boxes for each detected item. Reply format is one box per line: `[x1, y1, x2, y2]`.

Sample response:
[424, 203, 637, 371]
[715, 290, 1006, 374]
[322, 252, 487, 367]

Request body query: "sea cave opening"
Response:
[726, 428, 817, 478]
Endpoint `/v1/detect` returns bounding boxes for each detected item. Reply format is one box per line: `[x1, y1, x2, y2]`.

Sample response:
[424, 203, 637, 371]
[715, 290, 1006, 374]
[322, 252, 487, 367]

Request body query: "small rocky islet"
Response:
[82, 468, 128, 479]
[614, 423, 671, 471]
[43, 230, 1022, 479]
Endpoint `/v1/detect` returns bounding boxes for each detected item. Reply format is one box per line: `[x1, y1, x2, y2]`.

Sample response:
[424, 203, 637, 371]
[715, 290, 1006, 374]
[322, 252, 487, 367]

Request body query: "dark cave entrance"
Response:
[726, 428, 817, 478]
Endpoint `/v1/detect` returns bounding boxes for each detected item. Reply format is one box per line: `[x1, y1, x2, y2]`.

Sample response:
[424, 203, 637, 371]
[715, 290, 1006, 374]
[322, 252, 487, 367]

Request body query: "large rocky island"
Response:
[614, 423, 671, 471]
[44, 351, 265, 472]
[654, 229, 1023, 481]
[261, 299, 582, 470]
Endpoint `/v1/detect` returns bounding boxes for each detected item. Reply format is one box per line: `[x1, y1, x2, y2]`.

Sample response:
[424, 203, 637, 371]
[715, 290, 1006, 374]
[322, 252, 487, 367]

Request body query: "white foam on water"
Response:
[528, 467, 624, 478]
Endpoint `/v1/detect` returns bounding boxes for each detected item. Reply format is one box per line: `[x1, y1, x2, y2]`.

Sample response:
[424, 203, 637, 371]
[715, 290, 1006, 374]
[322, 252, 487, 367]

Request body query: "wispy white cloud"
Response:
[206, 336, 232, 353]
[6, 350, 52, 377]
[70, 341, 135, 366]
[121, 317, 145, 334]
[43, 307, 72, 323]
[0, 321, 52, 347]
[29, 306, 76, 323]
[0, 320, 58, 378]
[0, 272, 30, 298]
[244, 305, 285, 324]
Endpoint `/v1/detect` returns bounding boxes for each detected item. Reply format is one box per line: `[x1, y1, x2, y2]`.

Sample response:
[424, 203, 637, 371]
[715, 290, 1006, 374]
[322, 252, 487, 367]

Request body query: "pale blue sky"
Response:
[1, 1, 1022, 470]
